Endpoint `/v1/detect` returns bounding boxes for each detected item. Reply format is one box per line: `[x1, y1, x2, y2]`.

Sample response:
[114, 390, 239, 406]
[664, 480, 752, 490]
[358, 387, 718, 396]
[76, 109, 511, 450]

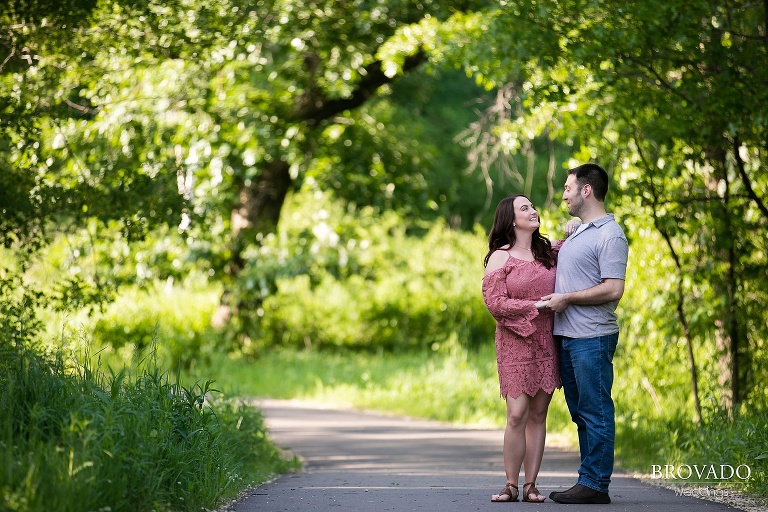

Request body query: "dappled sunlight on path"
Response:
[223, 400, 745, 512]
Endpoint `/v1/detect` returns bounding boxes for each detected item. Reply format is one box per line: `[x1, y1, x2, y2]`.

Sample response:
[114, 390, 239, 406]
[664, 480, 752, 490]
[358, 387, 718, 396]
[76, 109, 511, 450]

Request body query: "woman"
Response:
[482, 194, 560, 503]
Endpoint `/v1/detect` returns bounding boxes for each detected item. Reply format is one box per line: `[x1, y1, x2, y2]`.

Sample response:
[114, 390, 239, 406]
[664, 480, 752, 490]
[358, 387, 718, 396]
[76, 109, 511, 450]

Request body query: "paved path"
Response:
[226, 400, 744, 512]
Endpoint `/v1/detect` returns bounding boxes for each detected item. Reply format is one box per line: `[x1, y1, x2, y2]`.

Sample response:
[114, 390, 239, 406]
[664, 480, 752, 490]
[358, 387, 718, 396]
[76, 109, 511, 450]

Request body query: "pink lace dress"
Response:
[482, 253, 560, 399]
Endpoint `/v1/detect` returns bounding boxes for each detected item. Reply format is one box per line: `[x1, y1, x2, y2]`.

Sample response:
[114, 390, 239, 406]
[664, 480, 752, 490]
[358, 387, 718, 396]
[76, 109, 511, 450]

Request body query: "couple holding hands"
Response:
[482, 163, 629, 504]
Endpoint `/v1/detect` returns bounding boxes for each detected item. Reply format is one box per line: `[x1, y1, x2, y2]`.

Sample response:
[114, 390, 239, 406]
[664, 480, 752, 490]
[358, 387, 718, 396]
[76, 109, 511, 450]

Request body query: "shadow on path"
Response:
[225, 400, 743, 512]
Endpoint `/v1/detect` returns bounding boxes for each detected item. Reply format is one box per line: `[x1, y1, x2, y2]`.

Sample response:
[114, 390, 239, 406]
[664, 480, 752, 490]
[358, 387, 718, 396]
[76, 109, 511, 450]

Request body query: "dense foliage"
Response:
[385, 0, 768, 415]
[2, 0, 768, 506]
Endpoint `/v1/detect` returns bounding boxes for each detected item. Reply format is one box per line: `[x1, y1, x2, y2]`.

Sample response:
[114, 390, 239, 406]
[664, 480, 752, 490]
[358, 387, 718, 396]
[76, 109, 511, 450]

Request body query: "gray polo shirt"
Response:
[554, 214, 628, 338]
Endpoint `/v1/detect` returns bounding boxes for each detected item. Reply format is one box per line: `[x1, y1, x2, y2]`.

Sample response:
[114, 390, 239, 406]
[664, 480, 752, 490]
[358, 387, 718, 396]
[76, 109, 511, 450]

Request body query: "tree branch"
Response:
[0, 47, 15, 72]
[733, 135, 768, 220]
[292, 50, 426, 126]
[623, 55, 694, 105]
[647, 193, 756, 207]
[635, 137, 703, 425]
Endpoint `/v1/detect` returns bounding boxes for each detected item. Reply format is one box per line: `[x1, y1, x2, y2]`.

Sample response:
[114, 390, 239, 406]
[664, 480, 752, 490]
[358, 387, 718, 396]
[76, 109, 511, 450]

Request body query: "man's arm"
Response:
[541, 278, 625, 313]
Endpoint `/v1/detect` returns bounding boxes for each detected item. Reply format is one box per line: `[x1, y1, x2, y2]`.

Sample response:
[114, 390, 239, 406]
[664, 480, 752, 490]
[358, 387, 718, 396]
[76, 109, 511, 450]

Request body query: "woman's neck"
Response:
[514, 232, 534, 250]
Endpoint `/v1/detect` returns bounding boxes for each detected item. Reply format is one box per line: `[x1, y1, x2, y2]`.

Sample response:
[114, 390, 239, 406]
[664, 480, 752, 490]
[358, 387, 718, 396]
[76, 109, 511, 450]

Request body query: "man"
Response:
[542, 163, 629, 504]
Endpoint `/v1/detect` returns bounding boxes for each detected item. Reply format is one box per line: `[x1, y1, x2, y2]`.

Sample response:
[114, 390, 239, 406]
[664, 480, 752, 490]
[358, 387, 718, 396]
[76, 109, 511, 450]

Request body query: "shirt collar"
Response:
[571, 214, 614, 239]
[589, 214, 615, 228]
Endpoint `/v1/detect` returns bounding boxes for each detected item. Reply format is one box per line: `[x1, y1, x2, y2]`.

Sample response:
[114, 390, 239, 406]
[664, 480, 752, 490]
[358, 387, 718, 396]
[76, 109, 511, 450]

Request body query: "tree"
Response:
[2, 0, 502, 329]
[409, 0, 768, 416]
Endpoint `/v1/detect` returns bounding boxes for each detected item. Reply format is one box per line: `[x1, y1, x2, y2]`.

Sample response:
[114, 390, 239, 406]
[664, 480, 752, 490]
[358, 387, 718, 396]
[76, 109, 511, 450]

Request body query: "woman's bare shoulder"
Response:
[485, 248, 511, 275]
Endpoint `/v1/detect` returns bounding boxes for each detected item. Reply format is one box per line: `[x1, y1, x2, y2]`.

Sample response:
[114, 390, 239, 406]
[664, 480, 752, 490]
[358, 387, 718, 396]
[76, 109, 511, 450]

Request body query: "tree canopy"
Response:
[2, 0, 767, 417]
[411, 0, 768, 413]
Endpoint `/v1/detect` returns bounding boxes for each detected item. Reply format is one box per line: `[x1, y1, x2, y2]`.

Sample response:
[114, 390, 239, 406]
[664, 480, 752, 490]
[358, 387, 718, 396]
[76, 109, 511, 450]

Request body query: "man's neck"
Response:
[579, 204, 608, 224]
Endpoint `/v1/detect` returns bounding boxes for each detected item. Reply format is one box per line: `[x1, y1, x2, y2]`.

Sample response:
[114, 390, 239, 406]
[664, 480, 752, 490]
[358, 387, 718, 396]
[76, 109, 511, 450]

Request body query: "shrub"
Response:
[236, 190, 494, 354]
[89, 281, 221, 369]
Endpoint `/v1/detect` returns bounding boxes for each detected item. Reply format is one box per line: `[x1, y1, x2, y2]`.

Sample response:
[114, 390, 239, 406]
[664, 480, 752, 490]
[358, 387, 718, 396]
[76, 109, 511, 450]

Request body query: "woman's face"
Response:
[512, 196, 540, 232]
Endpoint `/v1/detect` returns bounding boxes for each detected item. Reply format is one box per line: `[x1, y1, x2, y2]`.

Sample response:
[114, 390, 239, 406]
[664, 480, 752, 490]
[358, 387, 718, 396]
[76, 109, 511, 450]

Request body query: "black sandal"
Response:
[491, 482, 519, 502]
[522, 482, 545, 502]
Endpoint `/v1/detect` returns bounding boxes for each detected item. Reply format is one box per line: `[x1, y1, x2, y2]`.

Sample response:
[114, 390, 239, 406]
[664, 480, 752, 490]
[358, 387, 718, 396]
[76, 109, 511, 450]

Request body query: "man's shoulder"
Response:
[598, 215, 627, 239]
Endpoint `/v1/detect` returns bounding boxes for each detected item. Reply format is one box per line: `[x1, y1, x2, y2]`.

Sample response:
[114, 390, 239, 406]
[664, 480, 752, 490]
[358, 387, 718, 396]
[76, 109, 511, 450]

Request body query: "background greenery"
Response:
[2, 0, 767, 510]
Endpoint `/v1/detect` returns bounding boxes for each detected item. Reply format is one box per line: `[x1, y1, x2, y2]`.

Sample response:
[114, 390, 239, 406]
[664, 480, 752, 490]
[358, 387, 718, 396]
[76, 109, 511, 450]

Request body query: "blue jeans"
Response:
[558, 333, 619, 493]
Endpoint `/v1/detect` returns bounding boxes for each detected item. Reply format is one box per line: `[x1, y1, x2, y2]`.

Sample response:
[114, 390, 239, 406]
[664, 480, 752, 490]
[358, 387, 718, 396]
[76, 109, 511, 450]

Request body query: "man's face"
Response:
[562, 174, 584, 218]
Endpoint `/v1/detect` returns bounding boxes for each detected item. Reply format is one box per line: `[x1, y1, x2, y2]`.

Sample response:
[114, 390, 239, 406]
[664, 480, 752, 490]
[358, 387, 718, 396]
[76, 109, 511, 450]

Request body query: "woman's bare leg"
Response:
[522, 389, 553, 501]
[492, 393, 530, 501]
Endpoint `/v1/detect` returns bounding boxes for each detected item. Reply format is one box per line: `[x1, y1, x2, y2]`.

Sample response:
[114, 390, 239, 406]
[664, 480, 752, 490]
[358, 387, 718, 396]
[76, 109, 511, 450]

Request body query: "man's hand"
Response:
[541, 293, 569, 313]
[541, 279, 625, 314]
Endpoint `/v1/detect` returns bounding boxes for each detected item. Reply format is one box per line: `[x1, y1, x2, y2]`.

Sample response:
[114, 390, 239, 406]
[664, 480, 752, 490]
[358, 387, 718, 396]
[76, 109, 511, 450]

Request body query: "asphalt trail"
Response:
[225, 399, 745, 512]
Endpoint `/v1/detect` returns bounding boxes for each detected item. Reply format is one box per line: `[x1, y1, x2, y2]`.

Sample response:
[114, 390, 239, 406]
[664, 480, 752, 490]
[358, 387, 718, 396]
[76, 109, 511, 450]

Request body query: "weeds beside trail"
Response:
[0, 343, 298, 512]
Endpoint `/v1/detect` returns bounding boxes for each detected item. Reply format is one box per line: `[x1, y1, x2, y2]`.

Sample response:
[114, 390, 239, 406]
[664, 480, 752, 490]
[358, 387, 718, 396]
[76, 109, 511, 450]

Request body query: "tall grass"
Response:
[614, 404, 768, 497]
[0, 342, 298, 512]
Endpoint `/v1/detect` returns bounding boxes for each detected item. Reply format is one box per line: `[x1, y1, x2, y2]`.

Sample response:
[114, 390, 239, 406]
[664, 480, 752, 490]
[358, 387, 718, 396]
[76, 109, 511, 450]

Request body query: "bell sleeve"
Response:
[481, 268, 539, 338]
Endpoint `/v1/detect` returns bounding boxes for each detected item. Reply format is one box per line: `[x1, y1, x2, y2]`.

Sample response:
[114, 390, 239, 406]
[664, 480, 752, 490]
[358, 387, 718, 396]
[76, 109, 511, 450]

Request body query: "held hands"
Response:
[539, 293, 569, 313]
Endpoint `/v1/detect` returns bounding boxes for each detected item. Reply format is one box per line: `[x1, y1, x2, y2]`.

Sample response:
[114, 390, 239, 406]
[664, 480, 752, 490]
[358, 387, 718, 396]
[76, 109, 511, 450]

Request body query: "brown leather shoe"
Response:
[549, 484, 611, 504]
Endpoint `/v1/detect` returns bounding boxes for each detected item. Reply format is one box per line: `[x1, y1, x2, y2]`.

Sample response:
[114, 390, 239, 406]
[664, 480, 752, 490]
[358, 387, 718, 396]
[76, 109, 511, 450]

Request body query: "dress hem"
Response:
[499, 384, 559, 400]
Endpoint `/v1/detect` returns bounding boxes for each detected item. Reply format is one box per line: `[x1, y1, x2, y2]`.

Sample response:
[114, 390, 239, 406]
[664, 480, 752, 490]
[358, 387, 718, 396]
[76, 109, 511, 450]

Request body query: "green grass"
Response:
[184, 347, 577, 444]
[0, 343, 299, 512]
[614, 405, 768, 497]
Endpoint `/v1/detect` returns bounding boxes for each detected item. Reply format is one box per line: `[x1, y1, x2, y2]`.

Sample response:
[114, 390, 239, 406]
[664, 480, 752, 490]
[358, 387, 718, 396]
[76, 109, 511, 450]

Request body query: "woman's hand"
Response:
[565, 218, 581, 237]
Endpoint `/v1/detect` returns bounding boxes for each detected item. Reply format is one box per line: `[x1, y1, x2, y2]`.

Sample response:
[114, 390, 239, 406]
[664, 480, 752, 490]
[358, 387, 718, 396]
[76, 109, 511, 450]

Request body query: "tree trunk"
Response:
[212, 51, 428, 329]
[212, 160, 292, 327]
[718, 152, 747, 416]
[233, 160, 293, 264]
[725, 242, 741, 414]
[639, 142, 703, 424]
[659, 228, 703, 425]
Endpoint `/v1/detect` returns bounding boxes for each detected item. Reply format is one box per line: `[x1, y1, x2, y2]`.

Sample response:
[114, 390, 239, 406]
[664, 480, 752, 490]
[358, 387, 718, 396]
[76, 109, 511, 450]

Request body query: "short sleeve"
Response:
[598, 236, 629, 280]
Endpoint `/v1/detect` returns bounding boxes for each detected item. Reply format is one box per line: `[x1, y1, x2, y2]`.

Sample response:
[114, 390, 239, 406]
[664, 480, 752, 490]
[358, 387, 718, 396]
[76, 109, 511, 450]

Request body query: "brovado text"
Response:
[651, 464, 751, 481]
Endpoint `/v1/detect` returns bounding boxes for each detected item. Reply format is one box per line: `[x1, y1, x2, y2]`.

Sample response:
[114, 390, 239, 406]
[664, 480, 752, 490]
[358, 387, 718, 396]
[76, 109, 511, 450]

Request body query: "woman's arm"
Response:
[565, 218, 581, 237]
[482, 268, 540, 338]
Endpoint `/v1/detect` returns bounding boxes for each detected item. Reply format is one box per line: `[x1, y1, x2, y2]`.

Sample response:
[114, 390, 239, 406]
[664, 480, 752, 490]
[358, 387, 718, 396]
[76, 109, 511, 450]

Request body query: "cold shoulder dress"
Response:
[482, 253, 560, 399]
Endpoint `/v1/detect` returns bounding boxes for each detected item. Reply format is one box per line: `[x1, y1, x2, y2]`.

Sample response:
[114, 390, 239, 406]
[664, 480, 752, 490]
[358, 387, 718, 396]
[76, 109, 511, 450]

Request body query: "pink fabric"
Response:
[482, 253, 560, 399]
